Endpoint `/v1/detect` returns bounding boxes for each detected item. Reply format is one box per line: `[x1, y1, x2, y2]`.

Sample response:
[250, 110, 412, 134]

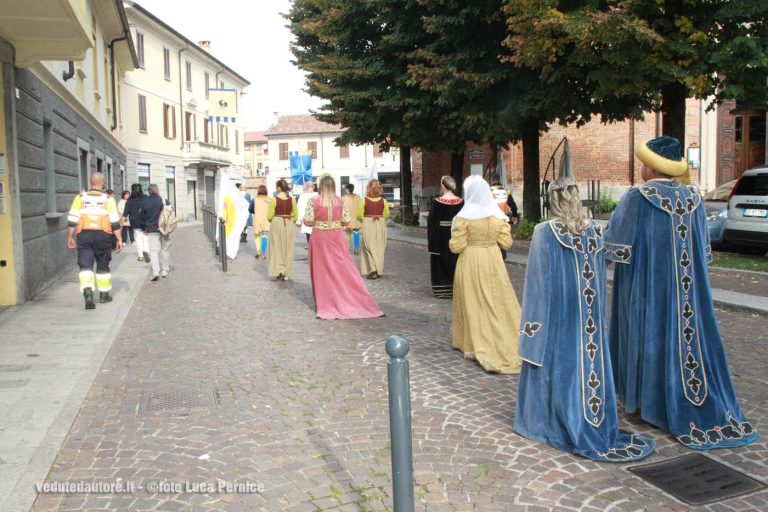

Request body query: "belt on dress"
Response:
[467, 241, 497, 247]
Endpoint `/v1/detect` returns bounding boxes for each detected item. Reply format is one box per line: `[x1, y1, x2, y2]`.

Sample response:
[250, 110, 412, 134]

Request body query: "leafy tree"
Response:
[503, 0, 768, 144]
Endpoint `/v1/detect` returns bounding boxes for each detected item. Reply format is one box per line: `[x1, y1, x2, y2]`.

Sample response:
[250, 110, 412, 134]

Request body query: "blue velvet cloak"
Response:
[515, 220, 655, 462]
[606, 179, 758, 450]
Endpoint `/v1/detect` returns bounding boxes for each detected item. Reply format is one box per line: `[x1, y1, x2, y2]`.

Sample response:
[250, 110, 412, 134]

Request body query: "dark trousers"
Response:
[122, 225, 134, 243]
[77, 230, 113, 273]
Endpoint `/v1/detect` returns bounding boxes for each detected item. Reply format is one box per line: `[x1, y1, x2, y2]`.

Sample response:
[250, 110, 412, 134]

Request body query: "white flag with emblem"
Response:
[215, 170, 249, 259]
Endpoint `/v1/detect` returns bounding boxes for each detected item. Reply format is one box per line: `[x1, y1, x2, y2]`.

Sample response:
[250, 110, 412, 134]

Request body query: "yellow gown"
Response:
[449, 216, 522, 374]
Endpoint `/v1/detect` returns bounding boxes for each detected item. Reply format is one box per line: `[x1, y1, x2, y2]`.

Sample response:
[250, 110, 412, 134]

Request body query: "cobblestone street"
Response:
[31, 225, 767, 511]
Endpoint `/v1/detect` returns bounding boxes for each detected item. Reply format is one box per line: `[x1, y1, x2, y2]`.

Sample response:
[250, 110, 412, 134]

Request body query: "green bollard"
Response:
[218, 217, 227, 272]
[386, 335, 415, 512]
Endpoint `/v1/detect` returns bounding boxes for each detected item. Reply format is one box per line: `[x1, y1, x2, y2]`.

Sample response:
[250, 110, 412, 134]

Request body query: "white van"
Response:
[724, 167, 768, 248]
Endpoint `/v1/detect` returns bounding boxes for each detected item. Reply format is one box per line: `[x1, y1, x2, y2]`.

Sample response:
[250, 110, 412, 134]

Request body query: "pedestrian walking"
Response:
[157, 199, 177, 277]
[250, 185, 270, 259]
[358, 179, 389, 279]
[449, 175, 521, 374]
[427, 176, 463, 298]
[121, 183, 149, 262]
[296, 181, 318, 248]
[141, 184, 164, 281]
[117, 190, 134, 245]
[239, 183, 252, 243]
[268, 179, 298, 281]
[514, 177, 655, 462]
[304, 175, 384, 319]
[342, 183, 362, 253]
[606, 136, 758, 449]
[66, 172, 122, 309]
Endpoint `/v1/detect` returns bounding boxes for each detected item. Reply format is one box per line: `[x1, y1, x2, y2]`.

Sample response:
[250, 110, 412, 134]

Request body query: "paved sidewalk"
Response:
[18, 225, 767, 511]
[0, 234, 158, 512]
[388, 227, 768, 315]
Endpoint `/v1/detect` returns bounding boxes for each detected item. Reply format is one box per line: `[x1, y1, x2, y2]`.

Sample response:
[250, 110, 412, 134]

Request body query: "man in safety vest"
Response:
[67, 172, 123, 309]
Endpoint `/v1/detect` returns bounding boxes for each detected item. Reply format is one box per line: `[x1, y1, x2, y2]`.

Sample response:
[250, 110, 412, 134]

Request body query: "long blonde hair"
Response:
[318, 175, 339, 210]
[548, 177, 588, 234]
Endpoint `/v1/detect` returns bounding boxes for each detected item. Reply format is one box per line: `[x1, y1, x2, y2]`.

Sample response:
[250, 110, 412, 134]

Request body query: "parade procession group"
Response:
[66, 135, 758, 462]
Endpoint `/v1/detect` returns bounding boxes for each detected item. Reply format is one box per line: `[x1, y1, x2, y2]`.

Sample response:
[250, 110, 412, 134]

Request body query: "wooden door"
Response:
[733, 112, 766, 178]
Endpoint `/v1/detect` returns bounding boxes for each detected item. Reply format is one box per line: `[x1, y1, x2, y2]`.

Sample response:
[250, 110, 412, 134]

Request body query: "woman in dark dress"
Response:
[427, 176, 463, 298]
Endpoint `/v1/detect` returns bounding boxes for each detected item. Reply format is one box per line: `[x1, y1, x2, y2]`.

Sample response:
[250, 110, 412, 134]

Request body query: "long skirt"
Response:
[360, 218, 387, 275]
[430, 252, 458, 298]
[309, 229, 384, 319]
[268, 217, 294, 277]
[452, 244, 522, 374]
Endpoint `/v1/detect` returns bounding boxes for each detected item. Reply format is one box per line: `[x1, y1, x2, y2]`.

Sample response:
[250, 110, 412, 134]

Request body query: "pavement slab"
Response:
[8, 225, 767, 511]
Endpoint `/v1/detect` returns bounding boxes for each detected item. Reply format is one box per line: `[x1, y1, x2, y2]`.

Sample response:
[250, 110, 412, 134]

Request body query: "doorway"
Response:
[187, 180, 197, 221]
[733, 112, 766, 177]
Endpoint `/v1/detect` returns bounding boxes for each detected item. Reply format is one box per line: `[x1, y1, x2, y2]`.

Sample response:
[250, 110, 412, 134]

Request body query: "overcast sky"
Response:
[134, 0, 323, 132]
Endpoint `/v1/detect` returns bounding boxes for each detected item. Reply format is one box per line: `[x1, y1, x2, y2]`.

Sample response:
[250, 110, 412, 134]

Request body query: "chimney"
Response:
[273, 112, 279, 124]
[197, 40, 211, 52]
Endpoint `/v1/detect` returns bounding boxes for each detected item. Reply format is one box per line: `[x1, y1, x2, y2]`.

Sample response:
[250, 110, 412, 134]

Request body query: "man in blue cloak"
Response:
[605, 136, 758, 450]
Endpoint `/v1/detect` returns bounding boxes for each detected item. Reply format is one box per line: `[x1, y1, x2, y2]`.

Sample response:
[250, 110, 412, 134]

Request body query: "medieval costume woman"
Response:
[449, 176, 521, 374]
[251, 185, 270, 259]
[515, 177, 655, 462]
[304, 175, 384, 319]
[267, 179, 297, 281]
[358, 179, 390, 279]
[427, 176, 463, 298]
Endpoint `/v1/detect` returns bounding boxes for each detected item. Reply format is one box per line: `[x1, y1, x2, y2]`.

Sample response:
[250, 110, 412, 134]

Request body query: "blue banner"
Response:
[289, 151, 313, 185]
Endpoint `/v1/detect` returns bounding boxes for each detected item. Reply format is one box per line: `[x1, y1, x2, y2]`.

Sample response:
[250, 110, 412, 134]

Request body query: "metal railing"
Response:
[201, 205, 227, 272]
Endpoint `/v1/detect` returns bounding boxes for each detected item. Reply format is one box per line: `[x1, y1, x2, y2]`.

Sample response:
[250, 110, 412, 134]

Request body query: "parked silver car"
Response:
[704, 180, 736, 245]
[725, 167, 768, 248]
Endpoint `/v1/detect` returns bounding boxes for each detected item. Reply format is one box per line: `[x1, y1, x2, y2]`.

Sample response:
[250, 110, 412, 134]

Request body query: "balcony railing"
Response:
[183, 141, 232, 167]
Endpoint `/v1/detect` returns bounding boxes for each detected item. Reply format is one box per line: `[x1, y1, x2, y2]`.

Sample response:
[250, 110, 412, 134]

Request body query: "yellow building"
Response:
[0, 0, 137, 305]
[122, 2, 250, 222]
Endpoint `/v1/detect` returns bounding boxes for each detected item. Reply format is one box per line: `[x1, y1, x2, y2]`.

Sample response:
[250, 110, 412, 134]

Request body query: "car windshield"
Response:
[733, 174, 768, 196]
[704, 181, 736, 201]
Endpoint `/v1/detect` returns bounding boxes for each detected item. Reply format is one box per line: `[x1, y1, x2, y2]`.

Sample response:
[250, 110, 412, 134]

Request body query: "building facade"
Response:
[0, 0, 137, 305]
[244, 130, 268, 178]
[264, 114, 400, 198]
[122, 2, 249, 222]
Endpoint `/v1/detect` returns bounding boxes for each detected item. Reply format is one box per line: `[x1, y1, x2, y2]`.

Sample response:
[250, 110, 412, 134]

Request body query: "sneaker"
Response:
[160, 271, 169, 278]
[138, 257, 143, 262]
[150, 275, 159, 282]
[83, 289, 96, 310]
[143, 251, 150, 263]
[99, 292, 113, 303]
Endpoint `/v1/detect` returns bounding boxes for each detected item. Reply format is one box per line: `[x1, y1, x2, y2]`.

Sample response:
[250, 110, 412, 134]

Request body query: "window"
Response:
[219, 124, 229, 147]
[91, 15, 99, 93]
[79, 149, 89, 192]
[136, 31, 145, 68]
[220, 80, 225, 89]
[137, 163, 150, 191]
[307, 141, 317, 159]
[279, 143, 289, 160]
[185, 111, 196, 141]
[235, 130, 239, 154]
[163, 48, 171, 80]
[373, 143, 383, 157]
[203, 118, 210, 143]
[339, 145, 349, 159]
[185, 61, 192, 91]
[165, 166, 176, 209]
[138, 94, 147, 133]
[163, 103, 176, 139]
[204, 72, 210, 98]
[264, 147, 268, 156]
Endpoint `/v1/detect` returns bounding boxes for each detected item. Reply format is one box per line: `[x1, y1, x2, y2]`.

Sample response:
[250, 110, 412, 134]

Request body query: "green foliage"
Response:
[514, 218, 540, 241]
[599, 192, 618, 214]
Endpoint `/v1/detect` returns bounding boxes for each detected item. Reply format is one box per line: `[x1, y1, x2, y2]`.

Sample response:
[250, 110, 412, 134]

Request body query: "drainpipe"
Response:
[62, 61, 75, 81]
[108, 37, 126, 131]
[629, 118, 636, 185]
[178, 45, 188, 150]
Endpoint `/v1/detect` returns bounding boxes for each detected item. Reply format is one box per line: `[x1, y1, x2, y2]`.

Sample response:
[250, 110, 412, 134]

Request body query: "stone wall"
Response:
[14, 69, 127, 299]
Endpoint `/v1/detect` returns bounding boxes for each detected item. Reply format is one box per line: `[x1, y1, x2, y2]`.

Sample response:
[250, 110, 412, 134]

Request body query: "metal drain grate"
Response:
[629, 453, 765, 506]
[138, 387, 218, 416]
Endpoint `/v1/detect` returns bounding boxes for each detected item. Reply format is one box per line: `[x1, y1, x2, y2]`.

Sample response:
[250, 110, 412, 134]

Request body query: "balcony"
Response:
[183, 141, 232, 168]
[0, 0, 91, 67]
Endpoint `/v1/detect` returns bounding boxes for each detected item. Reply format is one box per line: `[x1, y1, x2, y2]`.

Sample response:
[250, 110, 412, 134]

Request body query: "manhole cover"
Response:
[629, 453, 765, 506]
[139, 387, 218, 416]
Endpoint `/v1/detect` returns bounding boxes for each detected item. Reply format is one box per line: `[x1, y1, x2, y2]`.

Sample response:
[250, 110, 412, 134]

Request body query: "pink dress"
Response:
[304, 196, 384, 319]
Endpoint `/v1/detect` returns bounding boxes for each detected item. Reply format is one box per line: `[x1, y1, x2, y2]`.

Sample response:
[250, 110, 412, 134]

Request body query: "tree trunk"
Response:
[661, 82, 687, 144]
[399, 145, 414, 225]
[521, 117, 541, 222]
[450, 150, 464, 197]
